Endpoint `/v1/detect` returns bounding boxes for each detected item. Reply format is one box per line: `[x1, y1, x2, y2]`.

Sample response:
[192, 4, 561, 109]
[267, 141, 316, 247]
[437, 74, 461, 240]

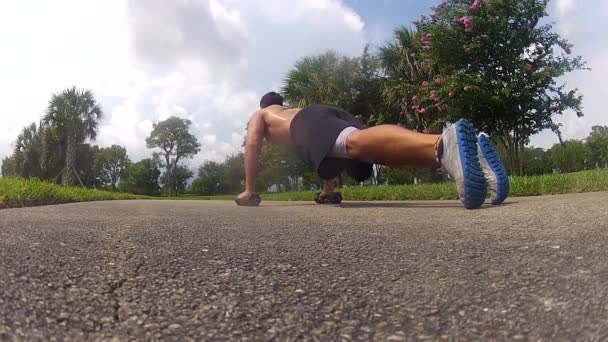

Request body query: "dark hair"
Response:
[260, 92, 283, 108]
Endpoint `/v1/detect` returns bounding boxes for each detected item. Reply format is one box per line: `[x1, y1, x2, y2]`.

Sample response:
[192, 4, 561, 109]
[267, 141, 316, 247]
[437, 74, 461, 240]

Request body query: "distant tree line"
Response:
[1, 87, 200, 197]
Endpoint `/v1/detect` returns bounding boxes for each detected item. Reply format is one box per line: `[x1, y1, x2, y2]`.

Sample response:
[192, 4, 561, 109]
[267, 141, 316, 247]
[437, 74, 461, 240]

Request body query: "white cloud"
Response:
[556, 0, 575, 16]
[530, 1, 608, 148]
[0, 0, 366, 172]
[555, 0, 577, 39]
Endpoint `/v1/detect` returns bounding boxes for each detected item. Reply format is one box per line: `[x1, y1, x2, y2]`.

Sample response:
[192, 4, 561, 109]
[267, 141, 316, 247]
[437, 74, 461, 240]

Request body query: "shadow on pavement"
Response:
[256, 201, 517, 209]
[260, 203, 318, 207]
[338, 201, 517, 209]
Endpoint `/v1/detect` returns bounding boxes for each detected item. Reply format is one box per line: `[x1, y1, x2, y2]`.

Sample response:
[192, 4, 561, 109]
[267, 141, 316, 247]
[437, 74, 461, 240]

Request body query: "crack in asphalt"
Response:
[107, 245, 145, 325]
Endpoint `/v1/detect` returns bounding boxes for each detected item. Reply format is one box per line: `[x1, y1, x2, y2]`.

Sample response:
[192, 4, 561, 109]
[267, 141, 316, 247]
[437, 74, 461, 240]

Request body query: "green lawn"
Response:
[2, 169, 606, 209]
[174, 169, 608, 202]
[0, 177, 144, 209]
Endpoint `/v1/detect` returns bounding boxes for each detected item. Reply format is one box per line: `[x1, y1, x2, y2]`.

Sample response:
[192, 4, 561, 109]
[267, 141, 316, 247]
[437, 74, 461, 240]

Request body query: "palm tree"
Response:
[39, 124, 65, 181]
[378, 26, 436, 130]
[13, 122, 43, 178]
[282, 51, 360, 111]
[43, 87, 103, 186]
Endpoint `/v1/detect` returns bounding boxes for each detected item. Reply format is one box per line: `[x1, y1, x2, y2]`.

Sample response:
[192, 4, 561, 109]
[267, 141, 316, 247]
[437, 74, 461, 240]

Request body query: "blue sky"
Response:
[345, 0, 438, 46]
[0, 0, 606, 165]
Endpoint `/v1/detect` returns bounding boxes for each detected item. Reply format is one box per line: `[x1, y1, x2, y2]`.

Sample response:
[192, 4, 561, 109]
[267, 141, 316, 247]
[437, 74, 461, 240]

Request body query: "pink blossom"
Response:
[430, 11, 438, 20]
[456, 15, 473, 32]
[420, 15, 426, 21]
[430, 91, 440, 102]
[411, 105, 419, 111]
[420, 32, 432, 50]
[422, 81, 429, 87]
[434, 76, 442, 85]
[412, 95, 420, 102]
[470, 0, 480, 12]
[418, 108, 427, 114]
[448, 91, 454, 97]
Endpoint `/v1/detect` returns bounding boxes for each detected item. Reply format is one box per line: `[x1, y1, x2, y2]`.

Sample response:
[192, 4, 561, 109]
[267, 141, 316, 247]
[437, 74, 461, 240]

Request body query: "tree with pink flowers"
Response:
[412, 0, 587, 175]
[378, 27, 445, 133]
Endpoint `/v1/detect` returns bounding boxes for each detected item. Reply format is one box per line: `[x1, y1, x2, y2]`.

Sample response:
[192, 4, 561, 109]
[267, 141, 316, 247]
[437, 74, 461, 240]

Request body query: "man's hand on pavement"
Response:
[235, 191, 262, 207]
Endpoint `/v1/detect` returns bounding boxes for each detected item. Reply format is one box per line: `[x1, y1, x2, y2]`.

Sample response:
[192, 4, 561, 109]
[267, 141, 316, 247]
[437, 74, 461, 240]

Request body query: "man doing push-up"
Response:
[235, 92, 509, 209]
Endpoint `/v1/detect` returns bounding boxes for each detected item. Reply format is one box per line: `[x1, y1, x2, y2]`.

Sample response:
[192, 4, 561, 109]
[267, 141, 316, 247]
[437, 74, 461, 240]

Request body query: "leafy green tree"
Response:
[77, 144, 101, 188]
[191, 153, 245, 195]
[1, 156, 17, 177]
[161, 165, 193, 196]
[222, 153, 245, 193]
[549, 140, 590, 173]
[379, 166, 433, 185]
[522, 146, 552, 175]
[43, 87, 103, 185]
[94, 145, 130, 191]
[120, 158, 161, 196]
[256, 144, 312, 192]
[191, 161, 225, 195]
[586, 126, 608, 168]
[146, 116, 201, 196]
[415, 0, 587, 175]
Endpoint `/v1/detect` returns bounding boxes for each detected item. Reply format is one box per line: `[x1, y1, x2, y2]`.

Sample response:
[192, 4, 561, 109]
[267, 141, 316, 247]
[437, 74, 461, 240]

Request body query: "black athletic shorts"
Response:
[289, 104, 373, 181]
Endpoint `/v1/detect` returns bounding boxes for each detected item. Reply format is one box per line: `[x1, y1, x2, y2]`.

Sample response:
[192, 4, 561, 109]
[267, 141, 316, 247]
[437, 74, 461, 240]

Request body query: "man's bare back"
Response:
[258, 105, 301, 145]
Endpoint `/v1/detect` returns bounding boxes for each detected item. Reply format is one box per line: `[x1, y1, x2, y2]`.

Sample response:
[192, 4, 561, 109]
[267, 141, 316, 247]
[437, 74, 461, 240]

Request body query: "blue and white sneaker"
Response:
[439, 119, 487, 209]
[477, 134, 509, 205]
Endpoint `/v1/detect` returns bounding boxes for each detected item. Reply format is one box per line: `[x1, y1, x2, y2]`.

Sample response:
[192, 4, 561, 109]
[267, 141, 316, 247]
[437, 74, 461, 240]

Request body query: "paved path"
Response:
[1, 193, 608, 341]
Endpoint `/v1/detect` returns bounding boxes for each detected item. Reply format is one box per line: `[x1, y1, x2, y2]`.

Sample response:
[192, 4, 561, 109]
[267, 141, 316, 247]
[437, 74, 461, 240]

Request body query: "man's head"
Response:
[260, 92, 283, 108]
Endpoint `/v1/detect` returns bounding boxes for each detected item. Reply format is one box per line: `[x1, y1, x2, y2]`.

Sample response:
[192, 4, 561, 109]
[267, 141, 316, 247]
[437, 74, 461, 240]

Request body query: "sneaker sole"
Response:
[454, 119, 487, 209]
[477, 135, 509, 205]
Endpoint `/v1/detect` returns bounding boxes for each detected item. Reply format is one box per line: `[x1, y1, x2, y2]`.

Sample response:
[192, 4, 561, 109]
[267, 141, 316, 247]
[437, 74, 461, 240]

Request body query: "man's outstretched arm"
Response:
[243, 111, 265, 193]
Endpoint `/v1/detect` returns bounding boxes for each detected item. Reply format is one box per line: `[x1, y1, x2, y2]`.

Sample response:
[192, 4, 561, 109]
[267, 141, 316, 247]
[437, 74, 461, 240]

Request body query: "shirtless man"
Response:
[235, 92, 509, 209]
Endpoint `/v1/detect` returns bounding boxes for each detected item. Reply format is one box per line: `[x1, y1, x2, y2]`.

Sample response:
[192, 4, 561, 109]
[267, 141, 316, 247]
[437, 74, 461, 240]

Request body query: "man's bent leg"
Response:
[345, 125, 440, 167]
[346, 121, 487, 209]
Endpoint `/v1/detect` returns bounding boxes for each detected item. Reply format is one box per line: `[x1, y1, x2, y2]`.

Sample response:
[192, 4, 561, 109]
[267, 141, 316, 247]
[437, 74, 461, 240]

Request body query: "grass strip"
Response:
[172, 169, 608, 202]
[0, 177, 144, 209]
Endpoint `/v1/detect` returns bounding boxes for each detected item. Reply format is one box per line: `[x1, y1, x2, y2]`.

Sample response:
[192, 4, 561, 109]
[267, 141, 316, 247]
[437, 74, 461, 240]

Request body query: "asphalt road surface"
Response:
[1, 192, 608, 341]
